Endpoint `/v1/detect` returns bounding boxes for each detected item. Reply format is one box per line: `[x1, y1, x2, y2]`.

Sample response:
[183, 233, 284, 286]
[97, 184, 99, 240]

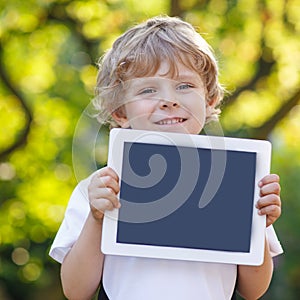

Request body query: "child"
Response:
[50, 16, 283, 300]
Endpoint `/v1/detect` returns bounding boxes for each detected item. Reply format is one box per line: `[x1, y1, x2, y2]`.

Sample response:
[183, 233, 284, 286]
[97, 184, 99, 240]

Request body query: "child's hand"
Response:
[88, 167, 121, 222]
[256, 174, 281, 227]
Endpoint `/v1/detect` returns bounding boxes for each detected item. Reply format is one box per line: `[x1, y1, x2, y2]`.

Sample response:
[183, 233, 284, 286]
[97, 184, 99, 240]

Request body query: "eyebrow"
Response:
[176, 74, 202, 82]
[126, 74, 203, 90]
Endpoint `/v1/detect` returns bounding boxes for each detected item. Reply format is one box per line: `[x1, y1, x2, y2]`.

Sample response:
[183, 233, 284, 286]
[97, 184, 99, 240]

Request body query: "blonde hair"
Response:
[93, 15, 224, 127]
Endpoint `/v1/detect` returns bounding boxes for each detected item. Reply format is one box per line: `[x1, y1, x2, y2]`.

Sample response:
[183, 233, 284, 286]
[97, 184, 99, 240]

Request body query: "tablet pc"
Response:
[101, 128, 271, 265]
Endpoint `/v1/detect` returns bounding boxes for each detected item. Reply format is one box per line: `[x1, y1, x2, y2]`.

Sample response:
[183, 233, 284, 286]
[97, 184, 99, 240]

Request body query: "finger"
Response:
[90, 187, 121, 208]
[266, 215, 279, 227]
[98, 187, 121, 208]
[90, 172, 120, 194]
[96, 175, 120, 194]
[258, 205, 281, 227]
[90, 198, 115, 212]
[258, 174, 280, 187]
[260, 182, 281, 196]
[257, 203, 281, 216]
[256, 194, 281, 210]
[90, 198, 117, 221]
[97, 167, 119, 181]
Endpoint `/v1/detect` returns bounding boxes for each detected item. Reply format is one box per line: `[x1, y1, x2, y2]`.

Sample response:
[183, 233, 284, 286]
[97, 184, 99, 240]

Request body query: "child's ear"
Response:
[206, 99, 217, 116]
[207, 96, 218, 107]
[112, 108, 130, 128]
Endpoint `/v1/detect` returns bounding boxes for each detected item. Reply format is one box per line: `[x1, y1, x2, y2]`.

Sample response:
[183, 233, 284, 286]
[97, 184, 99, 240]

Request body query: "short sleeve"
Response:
[266, 225, 284, 257]
[49, 175, 93, 263]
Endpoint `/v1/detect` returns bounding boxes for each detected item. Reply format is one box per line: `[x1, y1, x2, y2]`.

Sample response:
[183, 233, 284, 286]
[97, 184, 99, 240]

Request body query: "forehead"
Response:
[155, 60, 202, 80]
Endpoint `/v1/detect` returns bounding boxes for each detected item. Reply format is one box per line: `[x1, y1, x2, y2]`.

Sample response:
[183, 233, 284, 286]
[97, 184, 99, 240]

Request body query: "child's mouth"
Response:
[156, 118, 186, 125]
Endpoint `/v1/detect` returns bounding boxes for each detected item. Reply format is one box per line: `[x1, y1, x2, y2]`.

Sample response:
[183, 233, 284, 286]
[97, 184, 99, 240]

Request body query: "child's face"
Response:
[113, 61, 209, 135]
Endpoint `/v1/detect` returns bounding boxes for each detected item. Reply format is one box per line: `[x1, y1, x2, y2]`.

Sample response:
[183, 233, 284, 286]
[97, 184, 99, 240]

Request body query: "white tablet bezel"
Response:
[101, 128, 271, 265]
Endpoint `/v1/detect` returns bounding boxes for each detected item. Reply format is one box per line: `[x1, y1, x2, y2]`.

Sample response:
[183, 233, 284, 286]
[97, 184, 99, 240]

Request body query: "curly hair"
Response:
[93, 15, 224, 127]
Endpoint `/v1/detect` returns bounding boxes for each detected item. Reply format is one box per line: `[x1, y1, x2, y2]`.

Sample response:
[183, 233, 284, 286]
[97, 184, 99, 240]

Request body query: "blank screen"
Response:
[117, 142, 256, 253]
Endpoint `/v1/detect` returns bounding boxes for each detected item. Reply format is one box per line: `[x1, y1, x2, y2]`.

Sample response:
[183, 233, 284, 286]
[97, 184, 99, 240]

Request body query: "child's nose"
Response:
[159, 99, 180, 109]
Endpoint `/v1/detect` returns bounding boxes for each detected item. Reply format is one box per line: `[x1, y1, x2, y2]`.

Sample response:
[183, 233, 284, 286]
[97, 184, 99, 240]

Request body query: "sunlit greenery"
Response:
[0, 0, 299, 299]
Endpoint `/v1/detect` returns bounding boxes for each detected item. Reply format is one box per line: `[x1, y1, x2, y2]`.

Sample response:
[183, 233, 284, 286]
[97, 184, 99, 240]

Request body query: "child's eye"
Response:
[177, 83, 194, 90]
[139, 88, 156, 95]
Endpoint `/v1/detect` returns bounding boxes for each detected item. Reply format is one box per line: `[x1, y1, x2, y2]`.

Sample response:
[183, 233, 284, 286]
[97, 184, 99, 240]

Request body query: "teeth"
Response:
[157, 118, 184, 125]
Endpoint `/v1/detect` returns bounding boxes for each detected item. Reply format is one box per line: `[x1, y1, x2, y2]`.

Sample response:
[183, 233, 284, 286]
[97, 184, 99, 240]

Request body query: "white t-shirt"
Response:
[49, 174, 283, 300]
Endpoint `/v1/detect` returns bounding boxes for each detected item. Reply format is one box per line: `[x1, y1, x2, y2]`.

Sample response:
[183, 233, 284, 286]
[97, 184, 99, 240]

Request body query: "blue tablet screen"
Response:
[117, 142, 256, 253]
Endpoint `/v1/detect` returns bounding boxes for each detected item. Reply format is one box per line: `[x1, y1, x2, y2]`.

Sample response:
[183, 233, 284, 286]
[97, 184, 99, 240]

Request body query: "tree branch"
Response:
[251, 89, 300, 139]
[0, 43, 33, 160]
[223, 51, 275, 110]
[170, 0, 183, 17]
[47, 2, 99, 60]
[222, 2, 275, 111]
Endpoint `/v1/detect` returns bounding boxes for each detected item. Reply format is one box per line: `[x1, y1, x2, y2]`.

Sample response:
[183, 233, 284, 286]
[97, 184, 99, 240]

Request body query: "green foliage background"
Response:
[0, 0, 299, 299]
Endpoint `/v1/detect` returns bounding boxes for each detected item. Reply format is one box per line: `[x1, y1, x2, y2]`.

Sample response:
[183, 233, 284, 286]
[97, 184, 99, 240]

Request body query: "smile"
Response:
[156, 118, 186, 125]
